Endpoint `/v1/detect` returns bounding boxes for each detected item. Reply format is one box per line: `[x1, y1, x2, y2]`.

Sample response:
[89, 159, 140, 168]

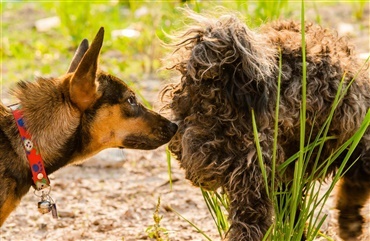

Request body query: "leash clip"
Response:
[34, 187, 58, 219]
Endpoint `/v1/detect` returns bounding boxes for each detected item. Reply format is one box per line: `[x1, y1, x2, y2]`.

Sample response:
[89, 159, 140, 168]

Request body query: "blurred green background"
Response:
[1, 0, 369, 104]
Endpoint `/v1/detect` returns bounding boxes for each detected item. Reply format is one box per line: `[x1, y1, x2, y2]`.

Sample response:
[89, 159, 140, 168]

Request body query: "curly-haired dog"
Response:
[161, 11, 370, 241]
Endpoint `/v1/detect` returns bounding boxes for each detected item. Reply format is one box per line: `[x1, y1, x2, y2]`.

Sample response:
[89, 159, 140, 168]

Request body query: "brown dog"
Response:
[0, 27, 177, 226]
[161, 11, 369, 241]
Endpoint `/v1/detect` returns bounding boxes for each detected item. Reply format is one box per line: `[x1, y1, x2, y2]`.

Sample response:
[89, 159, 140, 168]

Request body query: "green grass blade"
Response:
[166, 147, 173, 191]
[251, 109, 270, 197]
[271, 47, 283, 199]
[200, 189, 229, 239]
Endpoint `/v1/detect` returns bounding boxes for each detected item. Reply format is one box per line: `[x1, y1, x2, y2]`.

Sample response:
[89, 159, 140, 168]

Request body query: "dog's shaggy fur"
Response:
[161, 11, 370, 241]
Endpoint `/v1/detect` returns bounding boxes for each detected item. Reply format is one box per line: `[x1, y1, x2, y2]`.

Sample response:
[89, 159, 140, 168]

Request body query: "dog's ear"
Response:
[70, 27, 104, 111]
[67, 39, 89, 73]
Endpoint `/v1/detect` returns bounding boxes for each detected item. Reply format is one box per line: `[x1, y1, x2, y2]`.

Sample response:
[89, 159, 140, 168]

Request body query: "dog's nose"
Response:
[169, 122, 178, 133]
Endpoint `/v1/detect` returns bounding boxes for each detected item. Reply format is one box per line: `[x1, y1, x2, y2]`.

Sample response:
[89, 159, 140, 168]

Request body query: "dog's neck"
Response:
[10, 104, 52, 190]
[10, 77, 84, 174]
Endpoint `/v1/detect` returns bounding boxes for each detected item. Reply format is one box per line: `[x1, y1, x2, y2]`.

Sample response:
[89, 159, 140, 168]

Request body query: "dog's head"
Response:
[13, 28, 177, 164]
[161, 11, 277, 190]
[66, 27, 178, 152]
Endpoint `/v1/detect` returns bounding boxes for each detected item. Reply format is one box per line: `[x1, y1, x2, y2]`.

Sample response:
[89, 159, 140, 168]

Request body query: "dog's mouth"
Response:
[120, 122, 177, 150]
[122, 134, 172, 150]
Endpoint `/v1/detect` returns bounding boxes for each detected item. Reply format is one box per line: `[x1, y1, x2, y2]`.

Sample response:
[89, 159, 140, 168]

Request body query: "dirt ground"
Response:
[1, 3, 370, 241]
[1, 148, 369, 241]
[1, 147, 221, 241]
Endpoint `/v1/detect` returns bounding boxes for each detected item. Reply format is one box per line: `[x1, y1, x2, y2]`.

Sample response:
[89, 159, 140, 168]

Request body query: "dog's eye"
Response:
[127, 96, 137, 106]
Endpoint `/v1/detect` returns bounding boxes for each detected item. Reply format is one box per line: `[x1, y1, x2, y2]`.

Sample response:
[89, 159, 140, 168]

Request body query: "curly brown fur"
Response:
[161, 10, 370, 241]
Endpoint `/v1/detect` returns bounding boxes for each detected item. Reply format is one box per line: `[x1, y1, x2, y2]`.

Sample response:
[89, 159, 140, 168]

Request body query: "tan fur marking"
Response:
[88, 105, 151, 151]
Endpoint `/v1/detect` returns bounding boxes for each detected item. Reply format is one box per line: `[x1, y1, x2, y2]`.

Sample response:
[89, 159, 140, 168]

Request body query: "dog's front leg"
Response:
[225, 165, 273, 241]
[0, 180, 21, 226]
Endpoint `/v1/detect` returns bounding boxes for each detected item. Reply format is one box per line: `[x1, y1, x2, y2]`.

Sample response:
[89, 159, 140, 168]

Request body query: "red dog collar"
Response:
[10, 104, 50, 190]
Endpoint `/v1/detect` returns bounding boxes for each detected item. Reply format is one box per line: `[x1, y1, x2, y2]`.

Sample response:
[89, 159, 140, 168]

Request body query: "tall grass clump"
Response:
[262, 2, 370, 239]
[264, 9, 368, 241]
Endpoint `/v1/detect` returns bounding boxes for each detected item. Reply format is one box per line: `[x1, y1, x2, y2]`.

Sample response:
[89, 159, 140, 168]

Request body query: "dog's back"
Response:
[263, 20, 370, 169]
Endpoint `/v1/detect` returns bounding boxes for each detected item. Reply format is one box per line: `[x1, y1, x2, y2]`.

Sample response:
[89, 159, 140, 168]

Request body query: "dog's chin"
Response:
[122, 135, 171, 150]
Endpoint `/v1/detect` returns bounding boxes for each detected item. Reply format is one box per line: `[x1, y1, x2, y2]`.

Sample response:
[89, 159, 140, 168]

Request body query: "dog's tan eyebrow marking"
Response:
[87, 105, 151, 149]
